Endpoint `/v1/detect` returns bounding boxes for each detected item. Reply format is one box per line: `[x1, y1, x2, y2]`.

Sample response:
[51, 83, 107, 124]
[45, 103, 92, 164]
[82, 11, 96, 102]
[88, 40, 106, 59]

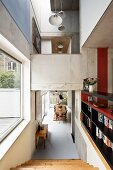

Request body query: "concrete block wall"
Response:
[31, 48, 97, 90]
[0, 1, 30, 58]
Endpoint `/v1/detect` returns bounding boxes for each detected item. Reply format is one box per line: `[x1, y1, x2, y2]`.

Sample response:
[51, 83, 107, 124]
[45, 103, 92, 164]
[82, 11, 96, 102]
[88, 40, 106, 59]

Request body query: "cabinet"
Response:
[81, 90, 113, 169]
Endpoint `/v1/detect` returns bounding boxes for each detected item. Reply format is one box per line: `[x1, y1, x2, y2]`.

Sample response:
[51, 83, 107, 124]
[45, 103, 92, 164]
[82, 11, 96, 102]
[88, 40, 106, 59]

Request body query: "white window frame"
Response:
[0, 50, 22, 142]
[0, 34, 30, 159]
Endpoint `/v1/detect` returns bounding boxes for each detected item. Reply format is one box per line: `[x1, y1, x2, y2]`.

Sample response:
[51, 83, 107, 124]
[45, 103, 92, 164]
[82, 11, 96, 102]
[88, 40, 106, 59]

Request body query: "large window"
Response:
[0, 49, 22, 142]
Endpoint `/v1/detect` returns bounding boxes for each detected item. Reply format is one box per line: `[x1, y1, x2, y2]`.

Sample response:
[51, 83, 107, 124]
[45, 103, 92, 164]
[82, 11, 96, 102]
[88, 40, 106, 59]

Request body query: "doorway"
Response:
[32, 90, 79, 159]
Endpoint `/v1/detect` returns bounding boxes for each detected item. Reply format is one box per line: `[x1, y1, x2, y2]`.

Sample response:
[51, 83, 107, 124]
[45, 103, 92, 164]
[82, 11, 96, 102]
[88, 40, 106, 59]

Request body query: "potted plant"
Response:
[83, 77, 97, 92]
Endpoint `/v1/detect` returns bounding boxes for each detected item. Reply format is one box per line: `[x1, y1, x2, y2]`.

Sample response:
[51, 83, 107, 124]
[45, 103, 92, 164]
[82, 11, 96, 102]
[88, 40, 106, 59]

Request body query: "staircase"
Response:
[10, 159, 99, 170]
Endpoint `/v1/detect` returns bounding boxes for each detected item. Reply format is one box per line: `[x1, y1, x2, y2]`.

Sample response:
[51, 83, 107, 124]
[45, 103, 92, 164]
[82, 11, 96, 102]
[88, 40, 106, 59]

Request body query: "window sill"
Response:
[0, 119, 30, 159]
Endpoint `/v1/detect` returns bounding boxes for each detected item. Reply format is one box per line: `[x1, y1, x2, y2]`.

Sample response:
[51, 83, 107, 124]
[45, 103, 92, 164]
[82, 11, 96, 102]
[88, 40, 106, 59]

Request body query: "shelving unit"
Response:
[81, 90, 113, 169]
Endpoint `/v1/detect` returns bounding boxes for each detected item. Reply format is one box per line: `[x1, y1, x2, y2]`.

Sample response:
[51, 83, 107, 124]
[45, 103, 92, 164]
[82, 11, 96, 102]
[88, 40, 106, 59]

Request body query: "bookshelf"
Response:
[81, 90, 113, 169]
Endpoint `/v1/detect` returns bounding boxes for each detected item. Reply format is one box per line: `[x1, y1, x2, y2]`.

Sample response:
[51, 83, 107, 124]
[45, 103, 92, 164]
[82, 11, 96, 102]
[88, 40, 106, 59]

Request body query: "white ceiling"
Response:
[83, 1, 113, 48]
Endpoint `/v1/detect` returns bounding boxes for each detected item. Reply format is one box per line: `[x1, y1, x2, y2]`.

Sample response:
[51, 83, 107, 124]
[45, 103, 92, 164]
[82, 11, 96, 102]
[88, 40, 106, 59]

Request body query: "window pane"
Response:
[0, 49, 22, 141]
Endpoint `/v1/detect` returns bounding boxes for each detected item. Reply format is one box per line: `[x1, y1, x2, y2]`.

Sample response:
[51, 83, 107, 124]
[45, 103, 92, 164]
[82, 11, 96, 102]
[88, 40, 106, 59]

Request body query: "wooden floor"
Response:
[10, 159, 99, 170]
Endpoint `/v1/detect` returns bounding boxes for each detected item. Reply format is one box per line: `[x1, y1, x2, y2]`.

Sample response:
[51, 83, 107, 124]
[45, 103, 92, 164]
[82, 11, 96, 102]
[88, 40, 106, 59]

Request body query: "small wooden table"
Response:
[35, 124, 48, 149]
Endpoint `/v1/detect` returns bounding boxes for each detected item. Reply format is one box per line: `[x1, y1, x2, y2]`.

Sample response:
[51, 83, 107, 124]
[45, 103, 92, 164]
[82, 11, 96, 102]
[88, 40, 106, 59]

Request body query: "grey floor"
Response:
[32, 108, 80, 159]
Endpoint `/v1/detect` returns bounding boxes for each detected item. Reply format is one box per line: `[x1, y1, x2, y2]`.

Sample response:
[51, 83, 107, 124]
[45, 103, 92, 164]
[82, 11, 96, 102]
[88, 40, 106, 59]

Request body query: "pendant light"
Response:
[57, 42, 63, 49]
[49, 0, 62, 26]
[58, 25, 65, 31]
[49, 14, 62, 26]
[58, 0, 65, 19]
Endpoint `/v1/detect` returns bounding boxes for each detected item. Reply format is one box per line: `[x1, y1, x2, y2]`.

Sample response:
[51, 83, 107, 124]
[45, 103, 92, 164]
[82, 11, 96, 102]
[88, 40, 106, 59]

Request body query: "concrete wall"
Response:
[71, 33, 80, 54]
[31, 49, 97, 90]
[0, 1, 30, 58]
[1, 0, 30, 42]
[80, 0, 112, 47]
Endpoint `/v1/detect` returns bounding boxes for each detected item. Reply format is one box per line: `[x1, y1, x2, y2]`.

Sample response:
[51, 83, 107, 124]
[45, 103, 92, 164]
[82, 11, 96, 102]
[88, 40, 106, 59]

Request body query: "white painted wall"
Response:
[36, 91, 42, 122]
[31, 49, 97, 90]
[67, 91, 72, 109]
[40, 91, 50, 118]
[80, 0, 112, 47]
[0, 123, 36, 170]
[44, 92, 50, 116]
[30, 0, 41, 31]
[41, 40, 52, 54]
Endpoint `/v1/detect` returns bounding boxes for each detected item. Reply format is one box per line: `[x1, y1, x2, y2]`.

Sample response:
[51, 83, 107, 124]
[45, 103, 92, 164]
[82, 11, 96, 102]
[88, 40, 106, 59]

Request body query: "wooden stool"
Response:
[35, 124, 48, 149]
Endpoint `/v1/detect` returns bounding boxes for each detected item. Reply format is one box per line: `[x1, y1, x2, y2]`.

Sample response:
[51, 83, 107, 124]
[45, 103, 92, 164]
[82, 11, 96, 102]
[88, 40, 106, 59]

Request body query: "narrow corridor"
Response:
[32, 108, 80, 159]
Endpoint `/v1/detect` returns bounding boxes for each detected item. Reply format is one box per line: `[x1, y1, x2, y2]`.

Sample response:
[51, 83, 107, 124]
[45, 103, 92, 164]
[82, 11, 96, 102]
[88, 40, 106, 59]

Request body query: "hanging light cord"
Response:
[61, 0, 63, 11]
[54, 0, 57, 13]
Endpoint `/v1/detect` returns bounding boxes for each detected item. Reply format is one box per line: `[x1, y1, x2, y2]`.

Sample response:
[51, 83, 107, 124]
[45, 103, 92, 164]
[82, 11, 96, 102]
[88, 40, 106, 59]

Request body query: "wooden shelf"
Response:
[82, 100, 113, 120]
[81, 90, 113, 101]
[82, 122, 113, 170]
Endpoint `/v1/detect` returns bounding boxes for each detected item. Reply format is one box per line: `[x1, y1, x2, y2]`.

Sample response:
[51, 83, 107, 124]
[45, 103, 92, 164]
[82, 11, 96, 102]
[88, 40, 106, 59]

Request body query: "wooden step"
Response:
[25, 159, 89, 165]
[21, 160, 94, 168]
[26, 159, 89, 165]
[10, 159, 99, 170]
[18, 164, 94, 168]
[11, 167, 99, 170]
[11, 165, 99, 170]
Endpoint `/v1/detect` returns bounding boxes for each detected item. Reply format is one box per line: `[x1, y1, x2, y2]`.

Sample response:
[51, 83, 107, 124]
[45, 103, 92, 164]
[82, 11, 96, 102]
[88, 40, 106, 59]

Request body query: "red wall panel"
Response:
[97, 48, 108, 93]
